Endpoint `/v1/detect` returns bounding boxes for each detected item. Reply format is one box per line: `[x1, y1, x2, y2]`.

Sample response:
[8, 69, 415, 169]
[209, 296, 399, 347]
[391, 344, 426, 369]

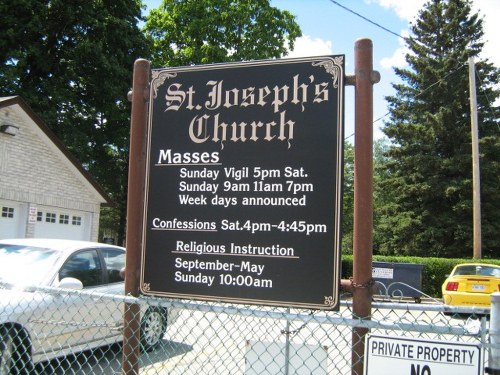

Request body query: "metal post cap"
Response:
[492, 292, 500, 302]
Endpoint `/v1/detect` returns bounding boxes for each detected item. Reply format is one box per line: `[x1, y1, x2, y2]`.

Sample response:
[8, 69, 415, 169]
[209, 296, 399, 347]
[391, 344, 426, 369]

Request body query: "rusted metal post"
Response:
[123, 58, 150, 375]
[351, 38, 377, 375]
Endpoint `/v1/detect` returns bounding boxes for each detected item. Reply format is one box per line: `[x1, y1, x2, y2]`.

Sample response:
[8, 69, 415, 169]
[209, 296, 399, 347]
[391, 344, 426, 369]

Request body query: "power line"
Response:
[344, 63, 471, 140]
[403, 63, 468, 103]
[473, 67, 500, 131]
[325, 0, 406, 140]
[328, 1, 497, 138]
[327, 0, 407, 41]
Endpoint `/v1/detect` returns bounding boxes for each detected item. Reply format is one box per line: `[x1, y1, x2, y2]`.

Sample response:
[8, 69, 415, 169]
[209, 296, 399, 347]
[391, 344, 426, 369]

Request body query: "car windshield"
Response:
[454, 265, 500, 277]
[0, 244, 61, 286]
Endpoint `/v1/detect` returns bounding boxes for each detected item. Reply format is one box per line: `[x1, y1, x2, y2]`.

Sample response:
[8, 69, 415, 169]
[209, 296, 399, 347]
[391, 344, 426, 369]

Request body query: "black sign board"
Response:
[141, 56, 344, 309]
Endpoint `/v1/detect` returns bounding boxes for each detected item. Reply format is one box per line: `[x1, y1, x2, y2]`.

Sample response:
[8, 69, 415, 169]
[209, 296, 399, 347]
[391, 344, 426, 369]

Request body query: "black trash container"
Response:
[372, 262, 424, 302]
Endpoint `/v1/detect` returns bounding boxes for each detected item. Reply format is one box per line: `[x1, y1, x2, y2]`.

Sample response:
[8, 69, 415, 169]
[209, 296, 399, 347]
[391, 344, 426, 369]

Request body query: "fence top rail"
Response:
[9, 284, 488, 338]
[369, 300, 491, 315]
[10, 283, 491, 315]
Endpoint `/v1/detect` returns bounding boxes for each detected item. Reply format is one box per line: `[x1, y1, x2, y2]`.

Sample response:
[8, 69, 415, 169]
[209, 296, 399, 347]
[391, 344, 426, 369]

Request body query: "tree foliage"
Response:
[1, 0, 301, 244]
[378, 0, 500, 258]
[342, 141, 354, 253]
[0, 0, 150, 244]
[342, 139, 390, 255]
[144, 0, 301, 67]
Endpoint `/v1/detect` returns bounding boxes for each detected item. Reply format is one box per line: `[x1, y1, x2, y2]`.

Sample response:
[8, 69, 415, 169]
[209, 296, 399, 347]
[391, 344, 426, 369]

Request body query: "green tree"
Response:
[144, 0, 301, 67]
[372, 138, 391, 254]
[0, 0, 150, 244]
[1, 0, 301, 244]
[342, 141, 354, 254]
[379, 0, 500, 258]
[343, 139, 390, 255]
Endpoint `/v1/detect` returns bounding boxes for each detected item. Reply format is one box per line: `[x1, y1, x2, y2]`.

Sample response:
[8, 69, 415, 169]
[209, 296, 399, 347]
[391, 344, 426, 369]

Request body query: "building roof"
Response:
[0, 96, 113, 206]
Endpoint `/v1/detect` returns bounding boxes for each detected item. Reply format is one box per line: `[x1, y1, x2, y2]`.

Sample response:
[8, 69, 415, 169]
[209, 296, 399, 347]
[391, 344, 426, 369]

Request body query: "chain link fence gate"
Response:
[0, 285, 493, 375]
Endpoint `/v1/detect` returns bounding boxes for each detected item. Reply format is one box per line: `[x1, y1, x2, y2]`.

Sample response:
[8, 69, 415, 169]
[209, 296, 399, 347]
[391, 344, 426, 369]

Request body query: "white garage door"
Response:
[34, 207, 90, 240]
[0, 200, 27, 239]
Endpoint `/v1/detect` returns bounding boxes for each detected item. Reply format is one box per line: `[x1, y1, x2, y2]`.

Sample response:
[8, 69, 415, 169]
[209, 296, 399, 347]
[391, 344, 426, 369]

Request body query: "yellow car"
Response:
[442, 263, 500, 307]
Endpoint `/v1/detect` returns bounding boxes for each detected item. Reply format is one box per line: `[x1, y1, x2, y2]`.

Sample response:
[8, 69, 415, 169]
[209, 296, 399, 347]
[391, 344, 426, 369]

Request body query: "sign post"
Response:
[124, 58, 150, 375]
[140, 56, 345, 309]
[351, 38, 379, 375]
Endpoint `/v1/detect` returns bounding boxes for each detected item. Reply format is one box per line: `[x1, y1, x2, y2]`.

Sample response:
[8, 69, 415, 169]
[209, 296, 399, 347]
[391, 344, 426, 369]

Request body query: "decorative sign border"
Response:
[140, 56, 344, 309]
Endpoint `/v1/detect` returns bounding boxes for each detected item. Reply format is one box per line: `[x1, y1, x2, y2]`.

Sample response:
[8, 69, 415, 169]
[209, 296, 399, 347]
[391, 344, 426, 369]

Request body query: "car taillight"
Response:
[446, 282, 459, 291]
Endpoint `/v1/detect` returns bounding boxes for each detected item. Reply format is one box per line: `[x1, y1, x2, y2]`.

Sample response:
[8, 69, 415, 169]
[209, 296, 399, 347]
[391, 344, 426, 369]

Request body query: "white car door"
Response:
[28, 248, 126, 358]
[89, 248, 126, 341]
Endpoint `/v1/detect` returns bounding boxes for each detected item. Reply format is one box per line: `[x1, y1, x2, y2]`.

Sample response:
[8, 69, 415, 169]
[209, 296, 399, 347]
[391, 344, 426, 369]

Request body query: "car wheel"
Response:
[0, 326, 33, 375]
[140, 308, 167, 352]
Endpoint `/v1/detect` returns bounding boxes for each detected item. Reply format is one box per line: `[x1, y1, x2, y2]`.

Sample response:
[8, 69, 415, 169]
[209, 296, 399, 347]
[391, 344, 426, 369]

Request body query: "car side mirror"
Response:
[120, 267, 126, 280]
[58, 277, 84, 290]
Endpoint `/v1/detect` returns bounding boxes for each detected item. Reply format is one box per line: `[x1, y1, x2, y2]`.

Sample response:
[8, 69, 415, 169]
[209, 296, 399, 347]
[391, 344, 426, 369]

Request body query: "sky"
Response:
[143, 0, 500, 141]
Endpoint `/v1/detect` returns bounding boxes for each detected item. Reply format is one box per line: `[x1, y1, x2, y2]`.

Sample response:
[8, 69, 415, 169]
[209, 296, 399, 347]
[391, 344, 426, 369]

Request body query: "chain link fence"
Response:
[0, 284, 493, 374]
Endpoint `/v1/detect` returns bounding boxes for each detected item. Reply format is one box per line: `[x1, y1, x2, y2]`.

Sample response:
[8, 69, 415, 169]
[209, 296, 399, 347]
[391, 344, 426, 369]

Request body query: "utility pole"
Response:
[468, 57, 481, 259]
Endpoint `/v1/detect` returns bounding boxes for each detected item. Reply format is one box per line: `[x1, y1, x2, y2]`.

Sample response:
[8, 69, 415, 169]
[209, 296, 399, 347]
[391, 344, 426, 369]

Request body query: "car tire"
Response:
[0, 327, 15, 375]
[140, 308, 167, 352]
[0, 326, 33, 375]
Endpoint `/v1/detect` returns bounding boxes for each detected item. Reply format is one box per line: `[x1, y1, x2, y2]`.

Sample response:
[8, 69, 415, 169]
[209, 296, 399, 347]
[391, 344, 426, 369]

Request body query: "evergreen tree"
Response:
[378, 0, 500, 258]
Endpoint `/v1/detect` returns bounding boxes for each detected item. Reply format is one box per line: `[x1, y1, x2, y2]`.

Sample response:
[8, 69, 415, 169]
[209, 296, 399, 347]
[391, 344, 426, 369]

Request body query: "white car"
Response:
[0, 238, 178, 373]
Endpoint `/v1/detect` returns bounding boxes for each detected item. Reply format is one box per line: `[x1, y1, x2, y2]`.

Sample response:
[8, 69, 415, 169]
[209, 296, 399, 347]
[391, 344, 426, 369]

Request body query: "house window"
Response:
[46, 213, 56, 223]
[72, 216, 82, 226]
[59, 214, 69, 224]
[37, 212, 43, 222]
[1, 206, 14, 218]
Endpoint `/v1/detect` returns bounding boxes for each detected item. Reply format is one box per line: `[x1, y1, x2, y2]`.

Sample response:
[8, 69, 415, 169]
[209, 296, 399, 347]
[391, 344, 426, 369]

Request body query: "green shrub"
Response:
[341, 255, 500, 298]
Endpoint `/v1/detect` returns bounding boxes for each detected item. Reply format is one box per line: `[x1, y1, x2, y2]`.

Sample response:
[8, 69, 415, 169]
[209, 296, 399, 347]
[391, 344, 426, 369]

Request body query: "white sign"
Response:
[365, 335, 481, 375]
[245, 340, 327, 374]
[28, 206, 37, 224]
[372, 267, 394, 279]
